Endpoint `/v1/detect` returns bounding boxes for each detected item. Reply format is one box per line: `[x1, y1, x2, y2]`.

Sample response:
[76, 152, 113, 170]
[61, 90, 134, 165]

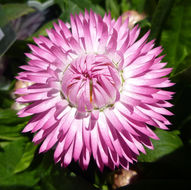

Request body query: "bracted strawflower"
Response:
[15, 10, 174, 171]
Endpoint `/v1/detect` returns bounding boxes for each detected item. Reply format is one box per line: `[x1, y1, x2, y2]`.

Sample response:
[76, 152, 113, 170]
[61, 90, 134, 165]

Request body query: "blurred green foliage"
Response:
[0, 0, 191, 189]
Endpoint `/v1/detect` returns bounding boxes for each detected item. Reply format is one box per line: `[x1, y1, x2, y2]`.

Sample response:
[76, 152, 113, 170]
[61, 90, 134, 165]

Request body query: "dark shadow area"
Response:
[119, 146, 191, 189]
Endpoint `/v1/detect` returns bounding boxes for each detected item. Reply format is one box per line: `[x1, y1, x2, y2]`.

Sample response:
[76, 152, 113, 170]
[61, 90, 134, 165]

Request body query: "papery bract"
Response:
[16, 10, 174, 171]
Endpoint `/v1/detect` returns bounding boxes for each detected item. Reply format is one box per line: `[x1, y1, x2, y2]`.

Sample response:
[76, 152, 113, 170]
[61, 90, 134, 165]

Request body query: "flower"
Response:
[15, 10, 174, 171]
[121, 10, 146, 29]
[11, 81, 32, 111]
[112, 169, 138, 189]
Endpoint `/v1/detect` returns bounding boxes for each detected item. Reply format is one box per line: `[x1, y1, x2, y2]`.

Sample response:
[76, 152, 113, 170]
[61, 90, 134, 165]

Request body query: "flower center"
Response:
[61, 55, 121, 112]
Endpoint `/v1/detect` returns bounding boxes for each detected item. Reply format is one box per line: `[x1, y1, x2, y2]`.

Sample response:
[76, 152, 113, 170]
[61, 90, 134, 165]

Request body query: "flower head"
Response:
[16, 10, 174, 171]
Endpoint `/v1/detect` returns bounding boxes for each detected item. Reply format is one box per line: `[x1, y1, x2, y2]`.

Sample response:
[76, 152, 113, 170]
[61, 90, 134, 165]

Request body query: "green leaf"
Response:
[0, 111, 29, 142]
[161, 0, 191, 76]
[0, 109, 29, 125]
[56, 0, 105, 22]
[120, 0, 131, 13]
[101, 185, 109, 190]
[0, 5, 8, 27]
[0, 139, 40, 187]
[0, 139, 26, 178]
[0, 141, 10, 149]
[41, 167, 98, 190]
[0, 6, 16, 56]
[0, 122, 27, 141]
[0, 91, 14, 108]
[14, 142, 37, 174]
[59, 0, 82, 22]
[170, 53, 191, 83]
[149, 0, 174, 42]
[0, 122, 25, 137]
[2, 3, 35, 22]
[137, 19, 151, 29]
[33, 153, 98, 190]
[0, 170, 40, 187]
[105, 0, 120, 18]
[130, 0, 146, 13]
[138, 129, 183, 162]
[121, 0, 156, 17]
[71, 0, 104, 15]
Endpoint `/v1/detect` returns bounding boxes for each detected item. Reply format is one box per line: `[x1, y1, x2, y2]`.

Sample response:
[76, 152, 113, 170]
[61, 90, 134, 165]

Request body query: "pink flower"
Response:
[15, 10, 174, 171]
